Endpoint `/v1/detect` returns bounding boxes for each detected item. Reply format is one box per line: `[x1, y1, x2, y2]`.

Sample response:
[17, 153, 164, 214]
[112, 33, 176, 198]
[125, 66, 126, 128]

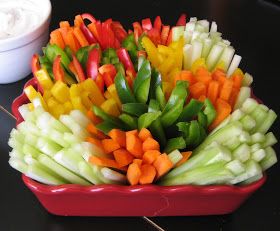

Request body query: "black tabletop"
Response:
[1, 0, 279, 230]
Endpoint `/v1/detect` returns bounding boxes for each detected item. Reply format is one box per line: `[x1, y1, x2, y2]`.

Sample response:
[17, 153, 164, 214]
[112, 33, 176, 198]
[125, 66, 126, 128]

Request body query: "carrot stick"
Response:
[198, 95, 206, 102]
[175, 151, 192, 167]
[89, 155, 120, 169]
[108, 129, 126, 147]
[68, 61, 77, 76]
[87, 110, 102, 124]
[73, 27, 89, 47]
[138, 128, 152, 142]
[231, 74, 243, 89]
[101, 139, 121, 154]
[209, 98, 232, 130]
[127, 163, 141, 185]
[50, 29, 65, 49]
[126, 129, 139, 136]
[142, 150, 161, 165]
[180, 70, 196, 85]
[133, 159, 143, 167]
[126, 132, 143, 158]
[87, 123, 107, 139]
[207, 80, 220, 104]
[189, 82, 207, 99]
[219, 79, 233, 102]
[153, 153, 173, 179]
[86, 137, 104, 150]
[195, 67, 212, 86]
[228, 87, 240, 108]
[212, 69, 226, 85]
[65, 30, 80, 52]
[74, 15, 84, 27]
[142, 137, 160, 152]
[139, 164, 156, 184]
[60, 21, 71, 28]
[113, 148, 134, 167]
[59, 27, 69, 45]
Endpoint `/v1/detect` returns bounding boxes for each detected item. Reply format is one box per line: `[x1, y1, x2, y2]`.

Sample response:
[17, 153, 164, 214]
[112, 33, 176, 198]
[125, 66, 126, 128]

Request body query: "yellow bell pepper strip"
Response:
[104, 90, 112, 100]
[80, 79, 105, 106]
[141, 36, 160, 67]
[50, 81, 70, 103]
[35, 68, 53, 90]
[100, 98, 120, 117]
[107, 84, 122, 109]
[53, 55, 65, 82]
[71, 96, 87, 114]
[43, 90, 52, 102]
[81, 91, 93, 109]
[24, 85, 48, 110]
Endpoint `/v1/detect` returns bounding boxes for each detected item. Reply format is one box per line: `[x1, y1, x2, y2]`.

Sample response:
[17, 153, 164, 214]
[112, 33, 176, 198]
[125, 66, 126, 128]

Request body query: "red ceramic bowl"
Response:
[12, 78, 266, 216]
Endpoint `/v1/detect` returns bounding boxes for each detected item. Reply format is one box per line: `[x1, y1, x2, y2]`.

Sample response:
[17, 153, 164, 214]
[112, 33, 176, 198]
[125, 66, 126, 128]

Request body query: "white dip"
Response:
[0, 0, 48, 39]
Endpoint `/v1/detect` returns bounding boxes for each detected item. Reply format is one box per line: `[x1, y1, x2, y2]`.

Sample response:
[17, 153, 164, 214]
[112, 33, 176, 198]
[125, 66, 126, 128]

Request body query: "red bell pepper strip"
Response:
[142, 18, 153, 31]
[133, 22, 143, 45]
[111, 21, 127, 43]
[153, 16, 162, 31]
[102, 72, 114, 87]
[31, 54, 40, 76]
[80, 23, 97, 44]
[147, 28, 161, 45]
[88, 21, 103, 47]
[81, 13, 96, 24]
[86, 48, 100, 80]
[176, 13, 187, 26]
[72, 54, 86, 82]
[117, 48, 136, 77]
[99, 64, 117, 79]
[166, 27, 173, 45]
[161, 25, 170, 45]
[95, 74, 105, 93]
[53, 55, 65, 81]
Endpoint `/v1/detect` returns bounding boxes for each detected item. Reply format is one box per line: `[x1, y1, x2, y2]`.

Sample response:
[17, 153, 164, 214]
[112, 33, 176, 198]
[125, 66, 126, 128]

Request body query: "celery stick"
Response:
[233, 143, 250, 162]
[183, 44, 192, 69]
[226, 160, 245, 175]
[234, 87, 251, 110]
[10, 129, 25, 143]
[230, 109, 245, 122]
[9, 157, 28, 174]
[242, 73, 253, 86]
[227, 54, 241, 76]
[38, 154, 90, 185]
[230, 160, 262, 185]
[240, 115, 256, 131]
[201, 38, 213, 58]
[250, 133, 266, 144]
[261, 132, 277, 148]
[23, 144, 41, 159]
[255, 110, 277, 134]
[36, 112, 53, 130]
[17, 121, 40, 136]
[37, 137, 62, 157]
[78, 162, 102, 185]
[24, 133, 38, 147]
[160, 163, 233, 186]
[172, 26, 185, 41]
[168, 150, 183, 165]
[60, 115, 89, 139]
[18, 104, 35, 122]
[250, 143, 262, 153]
[210, 21, 217, 33]
[223, 137, 241, 151]
[197, 20, 209, 32]
[81, 142, 106, 158]
[63, 132, 82, 145]
[206, 44, 224, 70]
[33, 106, 45, 118]
[238, 131, 251, 143]
[260, 147, 277, 170]
[250, 105, 269, 132]
[240, 98, 258, 114]
[42, 128, 69, 148]
[241, 173, 263, 185]
[70, 110, 91, 128]
[252, 149, 266, 162]
[8, 137, 23, 149]
[101, 167, 127, 184]
[9, 150, 25, 160]
[190, 41, 203, 66]
[164, 145, 231, 179]
[194, 122, 243, 154]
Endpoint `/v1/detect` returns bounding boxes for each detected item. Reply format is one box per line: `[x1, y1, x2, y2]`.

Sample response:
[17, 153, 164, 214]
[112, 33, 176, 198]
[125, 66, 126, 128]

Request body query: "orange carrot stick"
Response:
[175, 151, 192, 167]
[142, 150, 161, 165]
[219, 79, 233, 102]
[50, 29, 65, 49]
[73, 27, 89, 47]
[228, 87, 240, 108]
[113, 148, 134, 167]
[195, 67, 212, 86]
[87, 110, 102, 124]
[133, 159, 143, 167]
[126, 132, 143, 158]
[89, 155, 120, 169]
[65, 30, 80, 52]
[153, 153, 173, 179]
[138, 128, 152, 142]
[87, 123, 107, 139]
[142, 137, 160, 152]
[180, 70, 196, 85]
[60, 21, 71, 28]
[139, 164, 156, 184]
[86, 137, 104, 150]
[101, 139, 121, 154]
[189, 82, 207, 99]
[74, 15, 84, 27]
[207, 80, 220, 104]
[108, 129, 126, 147]
[231, 74, 243, 89]
[127, 163, 142, 185]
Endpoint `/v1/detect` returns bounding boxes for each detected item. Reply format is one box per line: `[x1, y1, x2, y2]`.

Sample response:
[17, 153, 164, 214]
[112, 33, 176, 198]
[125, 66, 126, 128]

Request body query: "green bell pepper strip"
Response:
[138, 111, 161, 130]
[133, 59, 151, 103]
[138, 56, 145, 71]
[45, 44, 72, 74]
[92, 106, 125, 129]
[162, 80, 188, 115]
[122, 103, 148, 117]
[102, 57, 110, 65]
[177, 99, 204, 122]
[149, 120, 166, 147]
[119, 114, 138, 130]
[185, 120, 201, 147]
[161, 99, 184, 128]
[198, 111, 208, 128]
[148, 99, 160, 112]
[114, 63, 125, 76]
[164, 137, 186, 153]
[103, 48, 118, 60]
[114, 72, 136, 104]
[149, 68, 162, 100]
[155, 86, 166, 110]
[76, 44, 98, 70]
[177, 122, 190, 138]
[137, 33, 146, 51]
[96, 121, 117, 135]
[198, 123, 207, 144]
[111, 57, 119, 64]
[64, 46, 73, 61]
[203, 98, 217, 126]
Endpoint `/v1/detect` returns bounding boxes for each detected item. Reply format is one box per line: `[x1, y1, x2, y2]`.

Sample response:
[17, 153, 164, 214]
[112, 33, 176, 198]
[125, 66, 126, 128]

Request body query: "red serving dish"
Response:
[12, 78, 267, 216]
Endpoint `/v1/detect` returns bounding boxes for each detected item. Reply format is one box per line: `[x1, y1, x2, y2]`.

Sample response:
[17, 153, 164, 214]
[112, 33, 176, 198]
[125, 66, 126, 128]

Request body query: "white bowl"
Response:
[0, 0, 52, 84]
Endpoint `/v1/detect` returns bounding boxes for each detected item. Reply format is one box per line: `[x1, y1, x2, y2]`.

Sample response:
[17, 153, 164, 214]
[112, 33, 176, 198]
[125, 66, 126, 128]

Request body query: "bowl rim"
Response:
[0, 0, 52, 51]
[12, 77, 267, 192]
